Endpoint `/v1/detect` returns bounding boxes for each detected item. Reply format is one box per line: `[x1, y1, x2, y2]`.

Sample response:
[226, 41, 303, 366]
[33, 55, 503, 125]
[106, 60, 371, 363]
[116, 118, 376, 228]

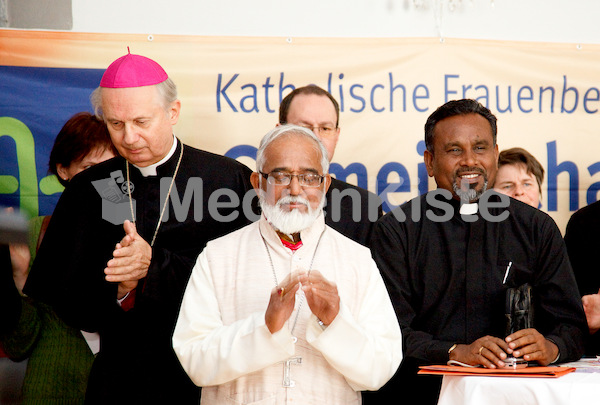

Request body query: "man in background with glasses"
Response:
[279, 85, 382, 246]
[173, 124, 401, 404]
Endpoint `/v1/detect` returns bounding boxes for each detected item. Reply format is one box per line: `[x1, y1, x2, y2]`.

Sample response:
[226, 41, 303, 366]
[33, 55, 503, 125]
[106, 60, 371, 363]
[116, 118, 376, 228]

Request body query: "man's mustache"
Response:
[455, 167, 486, 177]
[276, 196, 310, 208]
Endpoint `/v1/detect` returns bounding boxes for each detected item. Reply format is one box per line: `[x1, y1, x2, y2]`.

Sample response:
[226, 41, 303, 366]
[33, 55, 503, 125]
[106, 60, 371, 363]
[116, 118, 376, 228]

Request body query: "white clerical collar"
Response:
[459, 202, 479, 215]
[133, 136, 178, 177]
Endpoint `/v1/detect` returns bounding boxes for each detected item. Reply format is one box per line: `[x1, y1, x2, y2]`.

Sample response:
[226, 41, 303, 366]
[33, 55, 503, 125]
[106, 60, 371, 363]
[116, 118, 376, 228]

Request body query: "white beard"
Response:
[259, 193, 324, 235]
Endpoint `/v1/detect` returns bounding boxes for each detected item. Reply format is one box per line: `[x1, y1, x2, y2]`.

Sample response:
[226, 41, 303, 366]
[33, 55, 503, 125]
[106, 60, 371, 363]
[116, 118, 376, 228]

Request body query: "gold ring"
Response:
[478, 346, 484, 355]
[277, 287, 285, 297]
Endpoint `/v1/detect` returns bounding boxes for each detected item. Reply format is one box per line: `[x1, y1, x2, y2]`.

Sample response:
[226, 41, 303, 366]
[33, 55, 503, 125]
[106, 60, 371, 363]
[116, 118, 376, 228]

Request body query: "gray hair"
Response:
[89, 78, 178, 120]
[256, 124, 330, 174]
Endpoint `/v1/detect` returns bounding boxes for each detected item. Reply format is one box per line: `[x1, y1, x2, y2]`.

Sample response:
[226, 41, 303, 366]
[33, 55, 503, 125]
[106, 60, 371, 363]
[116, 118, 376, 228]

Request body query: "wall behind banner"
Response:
[0, 31, 599, 234]
[66, 0, 600, 44]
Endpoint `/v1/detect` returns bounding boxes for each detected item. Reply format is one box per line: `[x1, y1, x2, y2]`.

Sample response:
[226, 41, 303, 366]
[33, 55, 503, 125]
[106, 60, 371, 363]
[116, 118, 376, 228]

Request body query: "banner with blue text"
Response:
[1, 31, 599, 232]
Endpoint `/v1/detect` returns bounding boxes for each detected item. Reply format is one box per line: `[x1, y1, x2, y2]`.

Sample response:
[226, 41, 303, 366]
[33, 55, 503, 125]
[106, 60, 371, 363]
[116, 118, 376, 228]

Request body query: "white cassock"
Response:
[173, 213, 402, 404]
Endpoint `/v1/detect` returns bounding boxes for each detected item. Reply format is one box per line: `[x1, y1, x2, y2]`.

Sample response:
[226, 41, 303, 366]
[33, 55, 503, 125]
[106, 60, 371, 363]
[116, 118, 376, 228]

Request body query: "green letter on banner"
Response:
[0, 117, 39, 217]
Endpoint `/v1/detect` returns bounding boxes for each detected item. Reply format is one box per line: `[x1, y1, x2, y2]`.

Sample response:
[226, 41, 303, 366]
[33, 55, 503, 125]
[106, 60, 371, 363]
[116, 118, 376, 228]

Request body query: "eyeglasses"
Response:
[282, 123, 337, 136]
[259, 171, 325, 187]
[302, 125, 336, 136]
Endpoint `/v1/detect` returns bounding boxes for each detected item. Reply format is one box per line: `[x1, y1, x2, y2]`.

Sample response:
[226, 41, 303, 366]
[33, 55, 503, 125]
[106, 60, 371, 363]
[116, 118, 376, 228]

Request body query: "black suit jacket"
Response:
[565, 200, 600, 356]
[324, 177, 382, 246]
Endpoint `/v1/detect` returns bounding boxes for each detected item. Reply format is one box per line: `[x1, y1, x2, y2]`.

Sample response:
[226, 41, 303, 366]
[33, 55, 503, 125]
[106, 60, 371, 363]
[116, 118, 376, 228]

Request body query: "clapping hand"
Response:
[265, 270, 304, 334]
[300, 270, 340, 326]
[104, 220, 151, 299]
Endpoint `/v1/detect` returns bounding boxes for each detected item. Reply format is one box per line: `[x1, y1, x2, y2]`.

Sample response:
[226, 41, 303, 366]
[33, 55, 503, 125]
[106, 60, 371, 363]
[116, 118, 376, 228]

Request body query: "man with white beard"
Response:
[172, 124, 402, 404]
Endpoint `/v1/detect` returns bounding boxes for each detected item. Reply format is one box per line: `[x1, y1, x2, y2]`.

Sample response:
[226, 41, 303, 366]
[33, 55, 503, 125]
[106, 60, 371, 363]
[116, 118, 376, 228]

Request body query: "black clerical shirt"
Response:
[365, 191, 586, 405]
[24, 140, 255, 404]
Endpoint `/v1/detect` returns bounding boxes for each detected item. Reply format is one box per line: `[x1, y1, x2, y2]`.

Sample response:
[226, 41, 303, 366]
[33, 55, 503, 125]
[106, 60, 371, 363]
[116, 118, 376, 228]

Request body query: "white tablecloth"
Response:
[438, 359, 600, 405]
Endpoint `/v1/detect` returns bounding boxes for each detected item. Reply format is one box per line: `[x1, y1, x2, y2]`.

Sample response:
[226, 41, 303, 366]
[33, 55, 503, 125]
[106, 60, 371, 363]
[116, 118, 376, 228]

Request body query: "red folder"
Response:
[418, 364, 575, 378]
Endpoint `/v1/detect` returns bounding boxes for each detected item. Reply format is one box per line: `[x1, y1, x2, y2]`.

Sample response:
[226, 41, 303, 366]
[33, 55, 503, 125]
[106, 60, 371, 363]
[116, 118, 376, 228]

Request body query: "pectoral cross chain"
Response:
[282, 356, 302, 387]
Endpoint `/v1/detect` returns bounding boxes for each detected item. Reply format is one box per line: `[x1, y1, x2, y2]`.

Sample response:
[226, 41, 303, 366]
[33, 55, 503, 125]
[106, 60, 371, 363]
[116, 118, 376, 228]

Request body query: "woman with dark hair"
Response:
[49, 112, 117, 187]
[1, 112, 116, 404]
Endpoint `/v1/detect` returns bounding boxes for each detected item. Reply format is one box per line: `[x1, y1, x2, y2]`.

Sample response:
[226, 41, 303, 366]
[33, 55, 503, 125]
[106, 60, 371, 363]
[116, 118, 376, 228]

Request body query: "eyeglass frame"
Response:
[281, 122, 338, 136]
[259, 171, 326, 187]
